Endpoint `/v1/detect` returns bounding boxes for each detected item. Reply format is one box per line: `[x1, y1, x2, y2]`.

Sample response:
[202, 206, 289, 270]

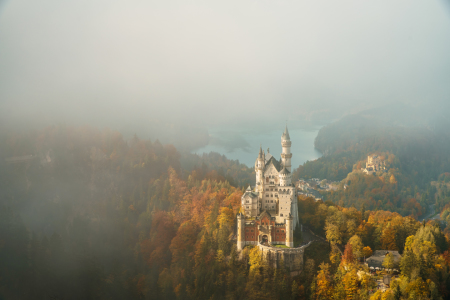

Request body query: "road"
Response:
[419, 204, 440, 221]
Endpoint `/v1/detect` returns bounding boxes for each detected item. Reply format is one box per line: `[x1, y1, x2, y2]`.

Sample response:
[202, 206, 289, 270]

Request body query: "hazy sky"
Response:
[1, 0, 450, 133]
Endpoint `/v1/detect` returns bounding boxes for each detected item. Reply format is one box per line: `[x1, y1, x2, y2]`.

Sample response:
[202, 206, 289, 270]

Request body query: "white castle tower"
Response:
[255, 145, 265, 194]
[281, 125, 292, 172]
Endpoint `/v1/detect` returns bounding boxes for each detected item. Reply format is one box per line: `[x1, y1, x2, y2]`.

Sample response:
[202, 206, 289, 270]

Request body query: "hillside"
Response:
[2, 125, 450, 299]
[293, 104, 450, 217]
[0, 126, 249, 299]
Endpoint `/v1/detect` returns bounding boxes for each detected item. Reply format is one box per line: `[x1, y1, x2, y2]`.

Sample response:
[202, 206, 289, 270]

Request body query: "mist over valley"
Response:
[1, 1, 450, 299]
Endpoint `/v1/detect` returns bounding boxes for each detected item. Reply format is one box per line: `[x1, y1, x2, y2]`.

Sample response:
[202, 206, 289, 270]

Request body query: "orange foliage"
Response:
[367, 211, 402, 225]
[381, 225, 398, 250]
[170, 221, 199, 266]
[341, 243, 355, 266]
[141, 211, 176, 271]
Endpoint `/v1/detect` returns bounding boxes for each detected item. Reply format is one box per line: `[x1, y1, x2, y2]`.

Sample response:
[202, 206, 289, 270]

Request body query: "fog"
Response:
[1, 0, 450, 144]
[2, 2, 450, 298]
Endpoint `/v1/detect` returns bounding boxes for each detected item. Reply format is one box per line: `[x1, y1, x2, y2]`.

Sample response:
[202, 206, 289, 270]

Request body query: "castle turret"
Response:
[237, 213, 245, 251]
[255, 145, 265, 194]
[281, 126, 292, 172]
[286, 214, 294, 248]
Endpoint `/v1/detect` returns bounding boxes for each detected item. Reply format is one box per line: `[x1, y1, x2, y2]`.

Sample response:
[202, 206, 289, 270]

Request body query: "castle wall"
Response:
[244, 226, 258, 242]
[257, 242, 312, 275]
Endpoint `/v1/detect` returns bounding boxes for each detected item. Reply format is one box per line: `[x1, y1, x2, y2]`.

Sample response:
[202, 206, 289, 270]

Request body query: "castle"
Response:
[363, 154, 386, 175]
[237, 126, 299, 251]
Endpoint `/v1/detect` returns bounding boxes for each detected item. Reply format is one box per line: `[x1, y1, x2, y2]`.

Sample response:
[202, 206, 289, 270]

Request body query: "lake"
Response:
[194, 127, 322, 169]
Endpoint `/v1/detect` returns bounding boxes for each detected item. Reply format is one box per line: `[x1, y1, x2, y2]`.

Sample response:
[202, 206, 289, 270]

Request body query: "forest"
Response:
[297, 197, 450, 299]
[292, 105, 450, 218]
[2, 125, 450, 299]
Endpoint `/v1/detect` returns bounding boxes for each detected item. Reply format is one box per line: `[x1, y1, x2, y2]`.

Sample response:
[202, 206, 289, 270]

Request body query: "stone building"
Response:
[363, 154, 386, 175]
[237, 126, 299, 251]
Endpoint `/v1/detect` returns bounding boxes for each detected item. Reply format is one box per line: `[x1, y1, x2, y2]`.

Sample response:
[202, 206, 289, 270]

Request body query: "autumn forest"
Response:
[2, 114, 450, 300]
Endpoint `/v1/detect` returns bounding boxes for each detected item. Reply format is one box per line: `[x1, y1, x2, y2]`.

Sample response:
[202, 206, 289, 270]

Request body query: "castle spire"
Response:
[259, 144, 263, 158]
[282, 124, 290, 140]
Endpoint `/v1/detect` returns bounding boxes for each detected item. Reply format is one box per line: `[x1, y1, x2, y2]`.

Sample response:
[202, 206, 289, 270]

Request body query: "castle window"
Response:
[281, 214, 283, 217]
[277, 230, 279, 233]
[271, 194, 273, 197]
[266, 194, 269, 197]
[276, 194, 278, 197]
[271, 200, 273, 203]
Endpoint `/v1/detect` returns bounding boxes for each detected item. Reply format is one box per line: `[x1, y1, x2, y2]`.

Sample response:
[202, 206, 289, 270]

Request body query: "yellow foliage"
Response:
[369, 290, 382, 300]
[315, 263, 333, 300]
[404, 235, 415, 251]
[369, 290, 395, 300]
[325, 222, 342, 245]
[381, 290, 394, 300]
[330, 246, 341, 265]
[404, 278, 428, 298]
[248, 247, 262, 278]
[217, 207, 235, 228]
[348, 235, 363, 258]
[360, 272, 371, 289]
[343, 268, 358, 299]
[362, 246, 373, 258]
